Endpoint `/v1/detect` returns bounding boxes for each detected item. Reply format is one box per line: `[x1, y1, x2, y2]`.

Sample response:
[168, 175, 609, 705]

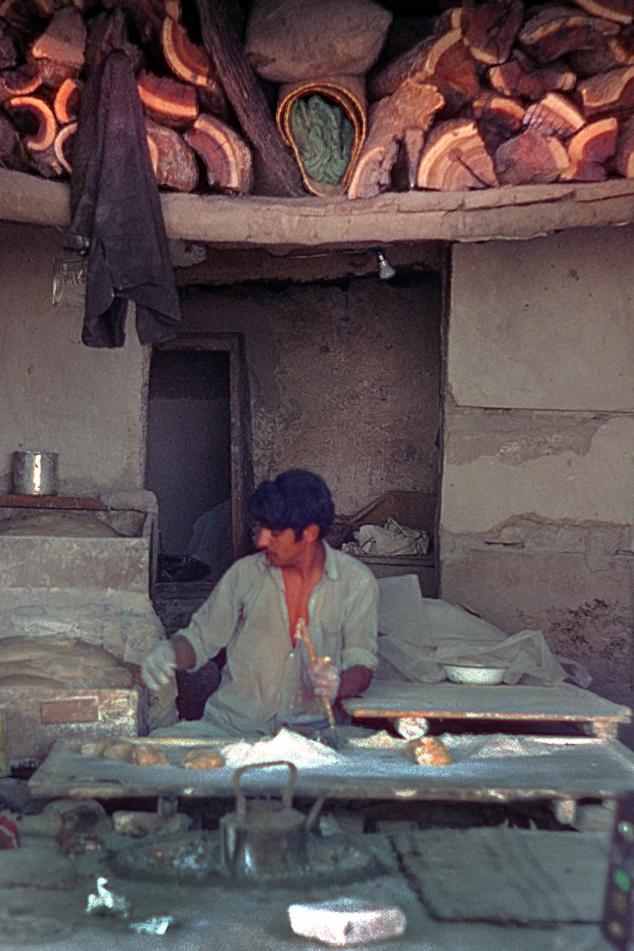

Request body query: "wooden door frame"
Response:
[150, 332, 253, 561]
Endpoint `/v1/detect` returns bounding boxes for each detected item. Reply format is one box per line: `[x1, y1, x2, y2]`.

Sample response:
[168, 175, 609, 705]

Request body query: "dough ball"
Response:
[179, 747, 225, 770]
[103, 740, 136, 762]
[132, 744, 171, 767]
[406, 737, 453, 766]
[80, 738, 111, 757]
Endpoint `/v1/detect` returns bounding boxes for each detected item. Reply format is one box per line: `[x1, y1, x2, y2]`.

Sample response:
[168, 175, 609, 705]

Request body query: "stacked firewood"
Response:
[352, 0, 634, 195]
[0, 0, 253, 193]
[2, 0, 634, 197]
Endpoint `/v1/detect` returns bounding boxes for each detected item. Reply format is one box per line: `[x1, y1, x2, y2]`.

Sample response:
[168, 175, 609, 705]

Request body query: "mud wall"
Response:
[180, 273, 442, 517]
[441, 226, 634, 703]
[0, 222, 147, 495]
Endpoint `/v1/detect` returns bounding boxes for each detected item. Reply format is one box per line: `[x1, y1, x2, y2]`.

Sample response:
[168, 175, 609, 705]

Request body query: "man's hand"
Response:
[141, 641, 177, 692]
[308, 659, 340, 702]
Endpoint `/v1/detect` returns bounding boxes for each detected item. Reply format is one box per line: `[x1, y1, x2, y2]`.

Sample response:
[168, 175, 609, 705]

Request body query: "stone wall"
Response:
[180, 273, 442, 517]
[441, 226, 634, 704]
[0, 222, 147, 495]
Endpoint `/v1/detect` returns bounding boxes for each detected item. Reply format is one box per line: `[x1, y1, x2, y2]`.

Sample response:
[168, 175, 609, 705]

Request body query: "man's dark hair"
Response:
[248, 469, 335, 540]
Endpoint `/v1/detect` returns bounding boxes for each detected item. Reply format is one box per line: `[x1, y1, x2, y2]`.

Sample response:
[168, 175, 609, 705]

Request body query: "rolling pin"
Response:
[295, 618, 337, 730]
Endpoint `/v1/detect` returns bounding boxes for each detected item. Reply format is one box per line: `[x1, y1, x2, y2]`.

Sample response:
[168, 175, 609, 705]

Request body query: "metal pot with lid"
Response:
[219, 761, 309, 878]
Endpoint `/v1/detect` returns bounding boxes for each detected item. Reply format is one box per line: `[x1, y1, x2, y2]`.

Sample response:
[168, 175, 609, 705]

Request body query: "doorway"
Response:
[145, 333, 253, 586]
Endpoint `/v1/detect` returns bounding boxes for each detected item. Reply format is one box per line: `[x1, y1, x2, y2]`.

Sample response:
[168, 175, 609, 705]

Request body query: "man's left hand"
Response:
[309, 659, 340, 702]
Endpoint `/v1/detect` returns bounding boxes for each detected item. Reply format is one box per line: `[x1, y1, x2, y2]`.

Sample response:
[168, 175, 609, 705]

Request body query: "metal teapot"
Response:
[219, 761, 309, 878]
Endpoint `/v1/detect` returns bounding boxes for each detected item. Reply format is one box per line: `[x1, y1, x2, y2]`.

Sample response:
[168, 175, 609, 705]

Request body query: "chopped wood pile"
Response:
[2, 0, 634, 199]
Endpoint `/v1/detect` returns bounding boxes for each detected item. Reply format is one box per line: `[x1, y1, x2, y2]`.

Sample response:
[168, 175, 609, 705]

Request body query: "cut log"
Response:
[495, 129, 569, 183]
[567, 45, 626, 76]
[488, 50, 576, 99]
[615, 112, 634, 174]
[194, 0, 304, 197]
[161, 16, 227, 117]
[137, 70, 198, 129]
[517, 6, 619, 63]
[145, 116, 198, 191]
[611, 24, 634, 64]
[577, 64, 634, 115]
[463, 0, 524, 66]
[369, 28, 480, 106]
[5, 95, 57, 152]
[29, 142, 65, 177]
[0, 0, 47, 47]
[184, 112, 253, 194]
[26, 6, 86, 89]
[0, 21, 17, 70]
[348, 78, 444, 199]
[435, 7, 465, 35]
[53, 76, 82, 123]
[524, 92, 586, 138]
[0, 65, 42, 105]
[473, 92, 525, 152]
[0, 113, 29, 171]
[101, 0, 164, 49]
[53, 119, 76, 173]
[569, 0, 634, 25]
[560, 115, 618, 179]
[416, 118, 498, 190]
[164, 0, 181, 20]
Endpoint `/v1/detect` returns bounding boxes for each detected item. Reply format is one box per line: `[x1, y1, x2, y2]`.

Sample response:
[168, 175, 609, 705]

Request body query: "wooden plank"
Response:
[4, 168, 634, 248]
[0, 494, 106, 509]
[343, 681, 632, 728]
[27, 734, 634, 803]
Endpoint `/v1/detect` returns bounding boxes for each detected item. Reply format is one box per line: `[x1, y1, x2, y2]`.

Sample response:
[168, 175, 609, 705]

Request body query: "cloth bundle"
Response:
[245, 0, 392, 195]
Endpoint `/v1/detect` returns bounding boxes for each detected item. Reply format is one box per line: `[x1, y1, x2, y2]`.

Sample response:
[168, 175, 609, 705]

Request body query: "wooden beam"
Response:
[3, 168, 634, 247]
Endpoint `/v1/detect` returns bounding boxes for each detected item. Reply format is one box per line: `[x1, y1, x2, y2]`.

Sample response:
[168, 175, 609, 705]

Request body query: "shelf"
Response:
[3, 168, 634, 249]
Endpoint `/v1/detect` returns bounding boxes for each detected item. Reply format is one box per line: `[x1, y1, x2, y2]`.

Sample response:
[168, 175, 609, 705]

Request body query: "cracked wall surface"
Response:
[442, 227, 634, 704]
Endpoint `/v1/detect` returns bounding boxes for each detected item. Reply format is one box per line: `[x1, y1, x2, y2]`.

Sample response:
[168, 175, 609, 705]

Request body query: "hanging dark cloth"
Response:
[63, 50, 180, 348]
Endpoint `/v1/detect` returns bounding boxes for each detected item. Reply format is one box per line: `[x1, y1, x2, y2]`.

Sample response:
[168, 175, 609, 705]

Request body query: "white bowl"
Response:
[443, 664, 506, 685]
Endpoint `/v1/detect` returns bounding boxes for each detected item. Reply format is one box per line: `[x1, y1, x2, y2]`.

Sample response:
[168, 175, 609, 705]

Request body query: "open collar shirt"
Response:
[179, 542, 378, 737]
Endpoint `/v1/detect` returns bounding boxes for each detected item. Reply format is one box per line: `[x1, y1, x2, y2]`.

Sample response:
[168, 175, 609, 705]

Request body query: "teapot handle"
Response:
[231, 760, 298, 820]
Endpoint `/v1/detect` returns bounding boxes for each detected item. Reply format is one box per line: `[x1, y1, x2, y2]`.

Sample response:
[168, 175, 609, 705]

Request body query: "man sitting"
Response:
[142, 469, 378, 738]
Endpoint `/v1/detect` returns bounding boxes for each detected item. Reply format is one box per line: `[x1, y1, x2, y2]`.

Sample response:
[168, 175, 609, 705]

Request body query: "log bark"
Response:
[570, 0, 634, 25]
[576, 64, 634, 115]
[184, 111, 253, 194]
[0, 65, 42, 105]
[53, 119, 76, 173]
[136, 69, 198, 128]
[348, 79, 444, 199]
[523, 92, 586, 137]
[369, 28, 480, 105]
[161, 15, 227, 116]
[518, 6, 619, 63]
[145, 116, 198, 191]
[5, 95, 57, 151]
[416, 118, 498, 190]
[194, 0, 304, 197]
[53, 76, 82, 123]
[615, 112, 634, 174]
[84, 8, 145, 76]
[495, 128, 569, 183]
[463, 0, 524, 66]
[473, 92, 525, 153]
[488, 50, 576, 99]
[26, 6, 86, 89]
[561, 115, 618, 179]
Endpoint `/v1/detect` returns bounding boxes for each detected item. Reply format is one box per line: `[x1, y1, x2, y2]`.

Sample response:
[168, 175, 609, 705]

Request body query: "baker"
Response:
[141, 469, 378, 738]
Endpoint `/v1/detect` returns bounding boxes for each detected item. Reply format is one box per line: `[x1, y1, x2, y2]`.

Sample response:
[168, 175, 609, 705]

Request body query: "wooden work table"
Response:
[342, 680, 632, 739]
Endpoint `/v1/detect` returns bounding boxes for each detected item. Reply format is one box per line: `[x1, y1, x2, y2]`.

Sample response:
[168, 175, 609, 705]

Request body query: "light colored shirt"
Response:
[179, 541, 378, 737]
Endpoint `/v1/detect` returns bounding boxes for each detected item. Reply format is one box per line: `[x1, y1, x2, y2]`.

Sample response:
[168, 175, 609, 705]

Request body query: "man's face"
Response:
[255, 525, 311, 567]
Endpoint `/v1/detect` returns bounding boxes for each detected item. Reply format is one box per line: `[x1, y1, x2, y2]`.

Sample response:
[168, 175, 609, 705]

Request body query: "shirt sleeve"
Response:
[178, 559, 249, 671]
[340, 569, 379, 672]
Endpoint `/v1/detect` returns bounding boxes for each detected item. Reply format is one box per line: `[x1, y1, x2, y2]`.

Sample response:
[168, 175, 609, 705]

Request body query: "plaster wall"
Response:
[442, 227, 634, 703]
[0, 222, 147, 496]
[180, 274, 442, 517]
